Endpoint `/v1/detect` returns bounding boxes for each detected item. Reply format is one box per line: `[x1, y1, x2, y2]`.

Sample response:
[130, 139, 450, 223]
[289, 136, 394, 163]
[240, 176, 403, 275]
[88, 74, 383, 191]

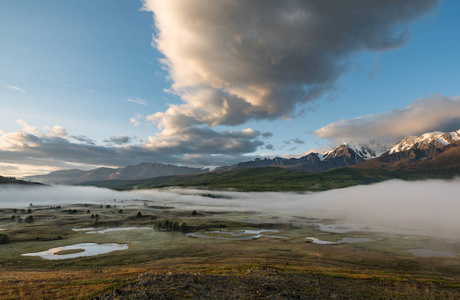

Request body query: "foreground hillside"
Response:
[81, 166, 460, 192]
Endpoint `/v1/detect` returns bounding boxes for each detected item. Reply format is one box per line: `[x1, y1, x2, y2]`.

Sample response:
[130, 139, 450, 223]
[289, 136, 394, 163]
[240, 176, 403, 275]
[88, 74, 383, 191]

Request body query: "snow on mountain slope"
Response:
[319, 140, 390, 161]
[389, 130, 460, 154]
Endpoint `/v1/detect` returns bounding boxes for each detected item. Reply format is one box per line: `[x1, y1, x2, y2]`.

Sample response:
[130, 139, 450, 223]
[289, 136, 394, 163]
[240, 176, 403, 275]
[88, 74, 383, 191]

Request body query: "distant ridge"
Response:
[215, 140, 390, 173]
[25, 162, 209, 185]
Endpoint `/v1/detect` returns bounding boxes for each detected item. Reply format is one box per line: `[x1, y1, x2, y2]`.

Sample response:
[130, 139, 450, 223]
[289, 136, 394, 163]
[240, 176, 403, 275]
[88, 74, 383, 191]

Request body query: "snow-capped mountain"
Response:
[216, 140, 391, 173]
[320, 140, 390, 161]
[388, 130, 460, 154]
[356, 129, 460, 170]
[218, 129, 460, 173]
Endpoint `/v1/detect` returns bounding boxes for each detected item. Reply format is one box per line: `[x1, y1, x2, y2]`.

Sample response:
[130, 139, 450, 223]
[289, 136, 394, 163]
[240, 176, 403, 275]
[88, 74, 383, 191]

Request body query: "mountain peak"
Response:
[388, 129, 460, 154]
[320, 140, 390, 161]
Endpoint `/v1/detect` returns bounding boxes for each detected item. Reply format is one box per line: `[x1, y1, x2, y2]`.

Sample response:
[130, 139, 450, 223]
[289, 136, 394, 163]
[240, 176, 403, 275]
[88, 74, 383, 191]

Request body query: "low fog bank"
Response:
[1, 178, 459, 238]
[142, 179, 460, 238]
[0, 185, 130, 207]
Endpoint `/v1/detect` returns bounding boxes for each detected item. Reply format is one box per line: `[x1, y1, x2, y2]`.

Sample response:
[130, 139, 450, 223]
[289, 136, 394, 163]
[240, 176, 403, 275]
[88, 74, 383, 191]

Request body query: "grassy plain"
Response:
[0, 200, 459, 299]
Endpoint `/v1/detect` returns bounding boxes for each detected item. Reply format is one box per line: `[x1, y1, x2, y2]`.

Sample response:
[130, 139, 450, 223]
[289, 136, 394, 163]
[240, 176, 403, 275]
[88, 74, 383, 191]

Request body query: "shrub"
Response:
[136, 211, 142, 218]
[0, 234, 10, 244]
[25, 215, 34, 223]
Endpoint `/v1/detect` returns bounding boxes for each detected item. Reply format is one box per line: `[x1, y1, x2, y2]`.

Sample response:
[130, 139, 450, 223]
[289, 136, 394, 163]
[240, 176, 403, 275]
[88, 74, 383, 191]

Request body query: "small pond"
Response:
[185, 229, 287, 240]
[21, 243, 128, 260]
[72, 227, 151, 234]
[305, 237, 374, 245]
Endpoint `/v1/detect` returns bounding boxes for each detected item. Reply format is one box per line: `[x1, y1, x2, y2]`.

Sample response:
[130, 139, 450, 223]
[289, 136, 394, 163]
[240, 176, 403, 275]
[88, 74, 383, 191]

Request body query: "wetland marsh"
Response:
[0, 183, 459, 299]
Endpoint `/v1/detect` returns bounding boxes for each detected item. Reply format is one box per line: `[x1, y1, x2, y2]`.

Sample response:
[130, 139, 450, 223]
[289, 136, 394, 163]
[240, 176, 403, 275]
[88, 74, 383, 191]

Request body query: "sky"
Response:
[1, 0, 460, 177]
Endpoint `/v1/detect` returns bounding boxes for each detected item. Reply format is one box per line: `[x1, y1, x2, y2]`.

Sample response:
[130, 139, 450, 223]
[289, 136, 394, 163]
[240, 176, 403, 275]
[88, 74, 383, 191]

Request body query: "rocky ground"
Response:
[96, 268, 460, 299]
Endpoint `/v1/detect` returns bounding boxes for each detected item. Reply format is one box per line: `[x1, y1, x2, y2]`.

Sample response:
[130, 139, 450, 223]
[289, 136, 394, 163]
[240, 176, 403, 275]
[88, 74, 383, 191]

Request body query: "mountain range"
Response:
[22, 128, 460, 186]
[214, 140, 389, 173]
[216, 129, 460, 173]
[25, 162, 209, 185]
[356, 130, 460, 170]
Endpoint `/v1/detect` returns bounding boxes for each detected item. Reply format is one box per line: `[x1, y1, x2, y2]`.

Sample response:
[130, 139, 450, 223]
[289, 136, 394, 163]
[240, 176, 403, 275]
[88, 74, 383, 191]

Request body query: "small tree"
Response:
[136, 211, 143, 218]
[27, 208, 32, 214]
[17, 216, 23, 223]
[119, 209, 123, 214]
[25, 215, 34, 224]
[11, 215, 16, 222]
[0, 234, 10, 244]
[180, 222, 187, 231]
[192, 210, 197, 216]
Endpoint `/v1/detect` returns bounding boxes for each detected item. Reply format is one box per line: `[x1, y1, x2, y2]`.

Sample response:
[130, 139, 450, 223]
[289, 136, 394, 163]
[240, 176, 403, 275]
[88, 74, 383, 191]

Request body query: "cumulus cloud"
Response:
[315, 95, 460, 143]
[141, 0, 440, 151]
[130, 114, 144, 126]
[262, 132, 274, 138]
[103, 135, 132, 145]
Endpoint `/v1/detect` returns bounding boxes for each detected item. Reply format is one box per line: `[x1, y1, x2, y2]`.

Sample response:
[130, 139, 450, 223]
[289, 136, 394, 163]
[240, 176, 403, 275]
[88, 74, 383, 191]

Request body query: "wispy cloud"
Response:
[70, 135, 96, 145]
[103, 135, 132, 145]
[0, 81, 26, 93]
[86, 88, 95, 94]
[283, 138, 305, 145]
[127, 97, 148, 106]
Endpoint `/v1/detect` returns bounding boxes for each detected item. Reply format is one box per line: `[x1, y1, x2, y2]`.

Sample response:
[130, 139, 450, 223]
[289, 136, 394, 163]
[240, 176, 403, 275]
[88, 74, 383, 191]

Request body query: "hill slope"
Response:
[80, 165, 460, 192]
[0, 176, 43, 186]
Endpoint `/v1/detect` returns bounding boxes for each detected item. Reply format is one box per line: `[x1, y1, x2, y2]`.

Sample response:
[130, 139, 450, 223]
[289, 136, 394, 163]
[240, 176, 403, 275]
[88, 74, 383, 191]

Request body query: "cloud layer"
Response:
[141, 0, 440, 150]
[0, 120, 260, 176]
[315, 95, 460, 143]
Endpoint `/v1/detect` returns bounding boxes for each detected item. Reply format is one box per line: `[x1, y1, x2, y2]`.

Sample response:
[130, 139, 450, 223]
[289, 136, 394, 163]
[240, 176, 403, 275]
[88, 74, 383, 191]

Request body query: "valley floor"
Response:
[0, 198, 459, 299]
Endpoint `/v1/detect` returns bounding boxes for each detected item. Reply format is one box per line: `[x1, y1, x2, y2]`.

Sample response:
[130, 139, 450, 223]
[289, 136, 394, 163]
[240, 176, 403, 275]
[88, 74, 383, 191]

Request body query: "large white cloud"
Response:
[141, 0, 440, 149]
[315, 94, 460, 143]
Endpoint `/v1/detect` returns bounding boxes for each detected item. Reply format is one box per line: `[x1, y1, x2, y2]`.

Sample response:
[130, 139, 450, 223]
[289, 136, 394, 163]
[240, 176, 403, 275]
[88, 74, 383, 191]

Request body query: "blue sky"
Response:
[1, 0, 460, 176]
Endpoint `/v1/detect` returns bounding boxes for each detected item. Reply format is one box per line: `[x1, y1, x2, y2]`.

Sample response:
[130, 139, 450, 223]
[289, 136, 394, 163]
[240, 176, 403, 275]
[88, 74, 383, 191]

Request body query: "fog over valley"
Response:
[2, 179, 459, 239]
